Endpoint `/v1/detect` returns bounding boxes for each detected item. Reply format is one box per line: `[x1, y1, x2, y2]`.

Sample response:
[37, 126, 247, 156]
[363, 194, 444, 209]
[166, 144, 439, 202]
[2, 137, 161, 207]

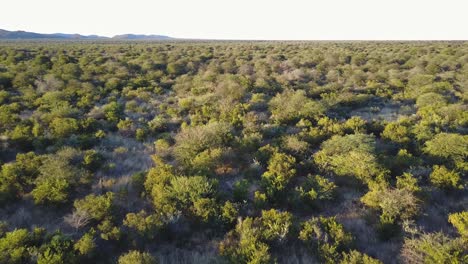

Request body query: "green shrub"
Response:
[448, 211, 468, 238]
[74, 192, 115, 223]
[74, 232, 96, 257]
[269, 89, 325, 124]
[123, 210, 164, 239]
[233, 179, 250, 202]
[299, 216, 353, 262]
[0, 229, 32, 264]
[314, 134, 385, 183]
[296, 175, 337, 204]
[424, 133, 468, 171]
[118, 250, 157, 264]
[396, 173, 421, 193]
[401, 232, 466, 264]
[340, 250, 383, 264]
[38, 233, 77, 264]
[261, 152, 296, 197]
[430, 165, 462, 190]
[260, 209, 293, 242]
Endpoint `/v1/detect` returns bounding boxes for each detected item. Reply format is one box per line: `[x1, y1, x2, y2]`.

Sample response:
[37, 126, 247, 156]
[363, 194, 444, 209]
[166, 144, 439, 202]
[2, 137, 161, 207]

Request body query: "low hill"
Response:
[0, 29, 173, 40]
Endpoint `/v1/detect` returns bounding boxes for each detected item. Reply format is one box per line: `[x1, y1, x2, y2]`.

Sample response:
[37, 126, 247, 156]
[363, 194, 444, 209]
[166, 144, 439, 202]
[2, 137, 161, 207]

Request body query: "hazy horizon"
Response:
[2, 0, 468, 40]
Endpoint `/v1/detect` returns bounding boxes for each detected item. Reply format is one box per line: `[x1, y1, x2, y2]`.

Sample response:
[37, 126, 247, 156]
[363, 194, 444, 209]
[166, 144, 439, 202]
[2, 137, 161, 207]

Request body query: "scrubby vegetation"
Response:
[0, 41, 467, 263]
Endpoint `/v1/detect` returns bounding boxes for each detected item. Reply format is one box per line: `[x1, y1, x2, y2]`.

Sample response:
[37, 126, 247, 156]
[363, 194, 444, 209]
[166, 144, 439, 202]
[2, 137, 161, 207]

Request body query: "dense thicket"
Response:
[0, 41, 466, 263]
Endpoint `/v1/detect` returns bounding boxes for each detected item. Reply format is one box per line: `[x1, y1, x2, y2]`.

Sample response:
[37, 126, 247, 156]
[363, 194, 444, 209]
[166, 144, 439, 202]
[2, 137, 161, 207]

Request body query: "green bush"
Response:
[424, 133, 468, 171]
[118, 250, 157, 264]
[0, 229, 32, 264]
[269, 89, 325, 124]
[340, 250, 383, 264]
[314, 134, 385, 183]
[401, 232, 467, 264]
[173, 122, 232, 168]
[260, 209, 293, 242]
[38, 233, 77, 264]
[296, 175, 337, 204]
[73, 192, 115, 223]
[299, 216, 353, 262]
[261, 152, 296, 197]
[448, 211, 468, 238]
[430, 165, 462, 190]
[123, 210, 164, 239]
[396, 172, 421, 193]
[50, 117, 79, 138]
[74, 232, 96, 257]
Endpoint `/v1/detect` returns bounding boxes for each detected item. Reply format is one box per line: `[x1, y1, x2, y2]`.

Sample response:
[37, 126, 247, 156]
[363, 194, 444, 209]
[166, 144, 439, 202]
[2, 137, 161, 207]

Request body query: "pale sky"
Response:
[1, 0, 467, 40]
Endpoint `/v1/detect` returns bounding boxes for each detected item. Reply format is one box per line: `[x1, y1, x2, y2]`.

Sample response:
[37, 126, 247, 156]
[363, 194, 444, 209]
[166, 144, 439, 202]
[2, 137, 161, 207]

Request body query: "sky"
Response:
[1, 0, 468, 40]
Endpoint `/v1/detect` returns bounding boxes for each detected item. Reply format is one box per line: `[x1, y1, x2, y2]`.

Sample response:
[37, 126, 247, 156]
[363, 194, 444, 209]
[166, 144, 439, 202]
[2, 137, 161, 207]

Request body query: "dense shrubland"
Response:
[0, 41, 466, 263]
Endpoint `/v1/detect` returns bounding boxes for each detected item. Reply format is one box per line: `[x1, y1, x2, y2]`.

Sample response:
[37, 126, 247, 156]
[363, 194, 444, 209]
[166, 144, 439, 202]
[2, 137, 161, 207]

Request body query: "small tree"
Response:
[261, 152, 296, 197]
[340, 250, 383, 264]
[118, 250, 157, 264]
[73, 192, 115, 224]
[396, 173, 421, 193]
[448, 211, 468, 238]
[260, 209, 293, 242]
[424, 133, 468, 171]
[74, 232, 96, 257]
[38, 233, 77, 264]
[299, 216, 353, 262]
[429, 165, 462, 190]
[123, 210, 164, 239]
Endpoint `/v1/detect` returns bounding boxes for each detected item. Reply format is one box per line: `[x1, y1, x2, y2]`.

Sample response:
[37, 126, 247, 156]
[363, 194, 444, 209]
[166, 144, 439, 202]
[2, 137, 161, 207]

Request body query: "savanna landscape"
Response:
[0, 40, 466, 263]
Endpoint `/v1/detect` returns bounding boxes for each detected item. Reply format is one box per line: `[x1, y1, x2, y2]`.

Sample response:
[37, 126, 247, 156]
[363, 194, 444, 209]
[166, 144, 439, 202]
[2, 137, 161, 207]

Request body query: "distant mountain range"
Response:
[0, 29, 173, 40]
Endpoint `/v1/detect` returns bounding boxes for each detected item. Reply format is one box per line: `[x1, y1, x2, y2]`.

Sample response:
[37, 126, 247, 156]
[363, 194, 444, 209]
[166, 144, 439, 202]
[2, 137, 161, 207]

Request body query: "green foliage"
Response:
[362, 184, 419, 225]
[0, 229, 32, 264]
[299, 216, 353, 263]
[32, 149, 89, 205]
[118, 251, 157, 264]
[448, 211, 468, 238]
[221, 201, 239, 225]
[32, 177, 70, 205]
[0, 151, 44, 204]
[146, 156, 217, 220]
[50, 117, 79, 138]
[0, 41, 467, 264]
[173, 122, 232, 168]
[233, 179, 250, 202]
[74, 232, 96, 257]
[270, 89, 325, 124]
[0, 163, 21, 204]
[123, 210, 164, 239]
[97, 219, 121, 241]
[396, 172, 421, 193]
[424, 133, 468, 171]
[144, 155, 175, 194]
[191, 197, 219, 223]
[430, 165, 462, 190]
[219, 217, 271, 264]
[401, 232, 467, 264]
[260, 209, 293, 242]
[103, 101, 124, 124]
[82, 150, 104, 172]
[38, 233, 77, 264]
[261, 152, 296, 197]
[314, 134, 384, 182]
[74, 192, 115, 223]
[390, 149, 421, 174]
[340, 250, 383, 264]
[381, 120, 412, 144]
[169, 176, 216, 209]
[190, 147, 224, 175]
[296, 175, 337, 204]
